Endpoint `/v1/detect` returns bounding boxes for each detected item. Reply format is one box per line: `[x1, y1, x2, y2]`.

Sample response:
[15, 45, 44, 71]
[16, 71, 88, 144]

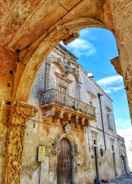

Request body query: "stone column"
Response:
[3, 101, 36, 184]
[0, 45, 18, 184]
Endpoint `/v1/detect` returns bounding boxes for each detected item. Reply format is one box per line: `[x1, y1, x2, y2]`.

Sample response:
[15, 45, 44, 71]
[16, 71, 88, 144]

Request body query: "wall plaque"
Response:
[38, 145, 46, 162]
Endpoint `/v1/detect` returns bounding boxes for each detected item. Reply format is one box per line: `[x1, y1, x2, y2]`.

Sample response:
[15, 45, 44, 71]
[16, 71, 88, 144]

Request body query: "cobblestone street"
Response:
[109, 174, 132, 184]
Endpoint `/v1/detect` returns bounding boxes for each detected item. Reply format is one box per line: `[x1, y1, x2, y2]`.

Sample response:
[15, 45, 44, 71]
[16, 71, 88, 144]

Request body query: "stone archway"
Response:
[14, 18, 108, 102]
[0, 1, 132, 184]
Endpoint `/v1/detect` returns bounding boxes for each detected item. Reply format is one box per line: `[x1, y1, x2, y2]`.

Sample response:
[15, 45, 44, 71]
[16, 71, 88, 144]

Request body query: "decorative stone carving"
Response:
[0, 102, 8, 140]
[10, 101, 37, 125]
[63, 123, 72, 133]
[3, 102, 37, 184]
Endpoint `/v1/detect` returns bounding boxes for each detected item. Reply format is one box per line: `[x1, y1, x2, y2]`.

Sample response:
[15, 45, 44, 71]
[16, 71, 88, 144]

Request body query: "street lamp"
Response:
[93, 141, 101, 184]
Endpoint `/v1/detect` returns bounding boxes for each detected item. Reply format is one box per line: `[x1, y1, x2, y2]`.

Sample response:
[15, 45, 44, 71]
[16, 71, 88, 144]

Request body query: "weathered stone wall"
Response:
[21, 118, 91, 184]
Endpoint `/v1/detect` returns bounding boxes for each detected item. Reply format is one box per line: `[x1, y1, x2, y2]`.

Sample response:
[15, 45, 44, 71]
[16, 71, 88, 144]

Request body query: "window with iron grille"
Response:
[107, 113, 113, 130]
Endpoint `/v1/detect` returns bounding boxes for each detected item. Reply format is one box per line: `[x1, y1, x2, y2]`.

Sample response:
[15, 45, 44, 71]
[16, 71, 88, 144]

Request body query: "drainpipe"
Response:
[39, 163, 42, 184]
[93, 140, 101, 184]
[112, 145, 117, 177]
[97, 93, 107, 151]
[121, 155, 129, 176]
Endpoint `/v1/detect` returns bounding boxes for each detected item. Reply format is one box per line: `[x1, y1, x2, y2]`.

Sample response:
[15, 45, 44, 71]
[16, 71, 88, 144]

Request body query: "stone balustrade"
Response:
[39, 88, 96, 118]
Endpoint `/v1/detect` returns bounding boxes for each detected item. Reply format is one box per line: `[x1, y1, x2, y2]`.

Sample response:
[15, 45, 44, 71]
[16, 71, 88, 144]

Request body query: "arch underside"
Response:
[14, 16, 114, 102]
[0, 0, 116, 102]
[3, 0, 132, 106]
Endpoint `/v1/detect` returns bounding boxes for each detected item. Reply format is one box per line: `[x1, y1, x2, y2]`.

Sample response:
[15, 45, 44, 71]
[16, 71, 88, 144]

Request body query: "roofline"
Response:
[89, 77, 113, 102]
[56, 44, 78, 60]
[55, 44, 112, 102]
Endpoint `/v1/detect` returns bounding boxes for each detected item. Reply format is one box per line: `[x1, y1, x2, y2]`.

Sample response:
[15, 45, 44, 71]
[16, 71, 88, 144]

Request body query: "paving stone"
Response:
[110, 174, 132, 184]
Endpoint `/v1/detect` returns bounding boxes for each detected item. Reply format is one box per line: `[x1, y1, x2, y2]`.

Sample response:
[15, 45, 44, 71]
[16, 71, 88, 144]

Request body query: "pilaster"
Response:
[3, 101, 37, 184]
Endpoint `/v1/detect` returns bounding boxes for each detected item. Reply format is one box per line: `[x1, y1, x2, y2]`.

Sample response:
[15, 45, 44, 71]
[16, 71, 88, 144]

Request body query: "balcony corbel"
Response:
[59, 111, 65, 119]
[81, 117, 87, 126]
[68, 113, 72, 121]
[39, 88, 96, 126]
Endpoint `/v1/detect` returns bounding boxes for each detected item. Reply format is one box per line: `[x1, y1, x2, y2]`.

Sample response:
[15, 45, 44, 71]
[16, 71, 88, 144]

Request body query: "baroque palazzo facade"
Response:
[21, 45, 129, 184]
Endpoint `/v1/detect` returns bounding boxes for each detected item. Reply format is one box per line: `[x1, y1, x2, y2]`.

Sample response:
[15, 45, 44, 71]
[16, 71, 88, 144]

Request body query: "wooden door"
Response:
[57, 139, 73, 184]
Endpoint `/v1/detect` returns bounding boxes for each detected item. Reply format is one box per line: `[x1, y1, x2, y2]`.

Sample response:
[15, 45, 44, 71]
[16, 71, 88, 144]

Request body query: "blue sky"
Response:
[65, 28, 131, 130]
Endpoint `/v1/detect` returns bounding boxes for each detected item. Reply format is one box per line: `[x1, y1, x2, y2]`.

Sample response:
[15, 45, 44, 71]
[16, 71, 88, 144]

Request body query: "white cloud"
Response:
[97, 75, 122, 86]
[97, 75, 124, 94]
[104, 89, 112, 94]
[68, 39, 89, 49]
[117, 128, 132, 171]
[67, 38, 96, 57]
[80, 29, 96, 40]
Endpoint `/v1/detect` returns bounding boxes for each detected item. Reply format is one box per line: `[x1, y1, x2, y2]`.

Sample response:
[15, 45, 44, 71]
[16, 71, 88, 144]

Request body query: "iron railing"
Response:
[39, 88, 95, 117]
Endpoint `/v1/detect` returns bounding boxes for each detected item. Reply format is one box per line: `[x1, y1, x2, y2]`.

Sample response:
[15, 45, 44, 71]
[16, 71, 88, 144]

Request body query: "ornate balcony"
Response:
[39, 89, 96, 126]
